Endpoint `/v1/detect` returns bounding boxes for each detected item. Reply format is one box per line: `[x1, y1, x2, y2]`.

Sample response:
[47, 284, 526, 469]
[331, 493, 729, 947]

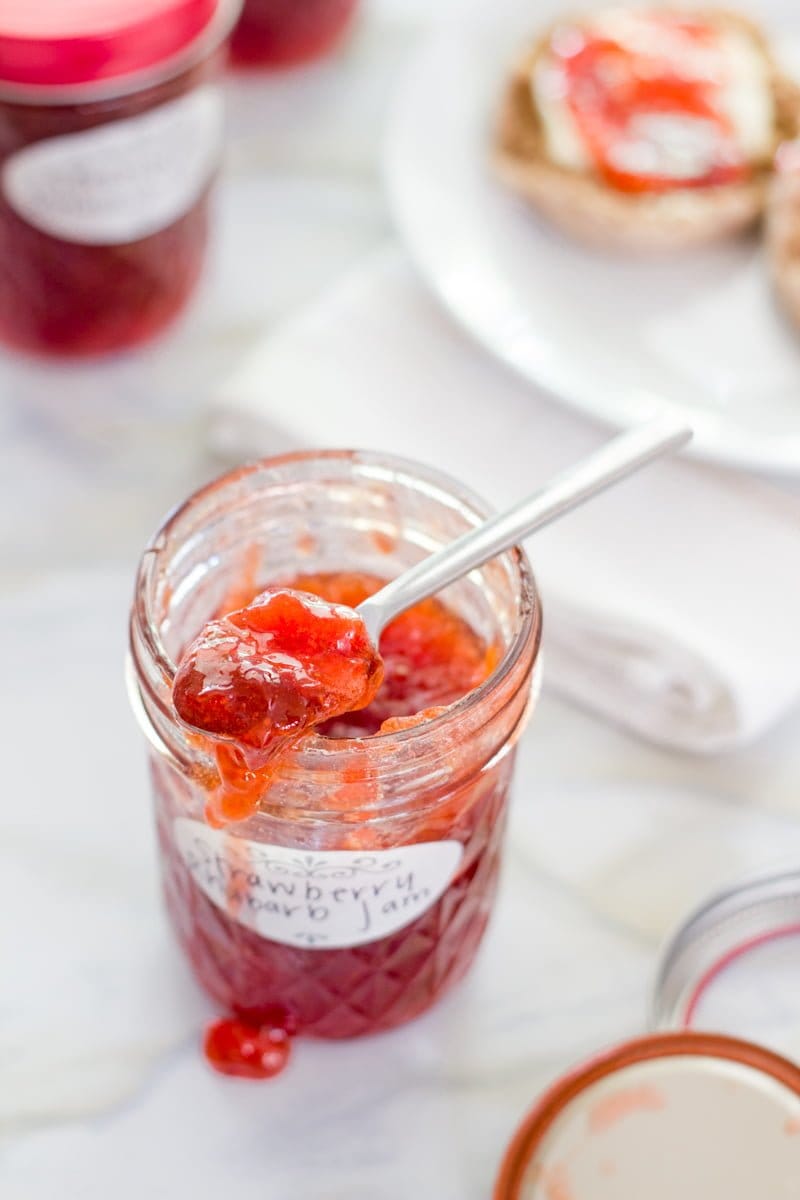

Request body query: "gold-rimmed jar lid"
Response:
[494, 1031, 800, 1199]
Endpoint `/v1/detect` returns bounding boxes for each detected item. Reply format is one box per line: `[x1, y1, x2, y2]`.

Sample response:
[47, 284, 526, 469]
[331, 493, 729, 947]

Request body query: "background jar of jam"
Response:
[229, 0, 359, 69]
[129, 451, 541, 1039]
[0, 0, 241, 357]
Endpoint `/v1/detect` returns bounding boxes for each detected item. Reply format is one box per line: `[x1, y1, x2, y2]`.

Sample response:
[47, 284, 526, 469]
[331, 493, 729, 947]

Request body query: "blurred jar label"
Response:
[174, 817, 464, 949]
[2, 86, 223, 245]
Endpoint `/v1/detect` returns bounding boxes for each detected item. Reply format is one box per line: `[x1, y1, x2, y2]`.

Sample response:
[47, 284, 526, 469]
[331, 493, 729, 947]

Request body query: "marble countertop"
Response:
[3, 5, 800, 1197]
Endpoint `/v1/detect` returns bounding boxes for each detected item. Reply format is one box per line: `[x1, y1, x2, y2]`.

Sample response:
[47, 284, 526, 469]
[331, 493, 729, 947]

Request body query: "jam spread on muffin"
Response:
[531, 9, 774, 193]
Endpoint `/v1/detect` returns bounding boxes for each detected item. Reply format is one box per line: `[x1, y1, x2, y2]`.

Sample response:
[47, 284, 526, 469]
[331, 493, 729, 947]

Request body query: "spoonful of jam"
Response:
[174, 417, 691, 824]
[173, 587, 384, 823]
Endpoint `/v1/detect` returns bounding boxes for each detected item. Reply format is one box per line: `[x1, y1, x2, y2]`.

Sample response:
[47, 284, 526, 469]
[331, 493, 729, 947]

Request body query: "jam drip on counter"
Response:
[204, 1013, 294, 1080]
[173, 585, 384, 824]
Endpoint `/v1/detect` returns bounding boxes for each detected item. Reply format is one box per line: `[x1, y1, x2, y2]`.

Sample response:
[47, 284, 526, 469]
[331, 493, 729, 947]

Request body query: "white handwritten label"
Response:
[173, 818, 464, 950]
[2, 86, 223, 245]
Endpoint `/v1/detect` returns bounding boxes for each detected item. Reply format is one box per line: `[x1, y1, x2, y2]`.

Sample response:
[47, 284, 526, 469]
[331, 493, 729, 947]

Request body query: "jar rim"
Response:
[0, 0, 241, 104]
[132, 448, 541, 774]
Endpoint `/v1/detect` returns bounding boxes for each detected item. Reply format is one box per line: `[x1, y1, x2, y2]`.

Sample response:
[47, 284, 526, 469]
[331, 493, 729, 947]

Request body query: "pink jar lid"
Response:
[0, 0, 220, 88]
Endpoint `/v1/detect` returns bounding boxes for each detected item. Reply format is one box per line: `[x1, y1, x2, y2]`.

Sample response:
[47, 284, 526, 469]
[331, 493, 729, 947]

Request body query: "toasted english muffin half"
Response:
[494, 9, 800, 251]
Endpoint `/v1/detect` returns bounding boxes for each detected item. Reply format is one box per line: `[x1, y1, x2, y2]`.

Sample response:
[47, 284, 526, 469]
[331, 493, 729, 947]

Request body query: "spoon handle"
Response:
[358, 415, 692, 643]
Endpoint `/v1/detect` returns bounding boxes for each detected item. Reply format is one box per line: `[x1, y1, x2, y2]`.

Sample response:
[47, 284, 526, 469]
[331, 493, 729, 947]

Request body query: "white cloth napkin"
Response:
[212, 247, 800, 754]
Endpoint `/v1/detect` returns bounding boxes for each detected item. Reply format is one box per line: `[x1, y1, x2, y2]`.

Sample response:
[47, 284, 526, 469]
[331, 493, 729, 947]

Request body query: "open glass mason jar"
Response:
[129, 451, 541, 1038]
[0, 0, 240, 357]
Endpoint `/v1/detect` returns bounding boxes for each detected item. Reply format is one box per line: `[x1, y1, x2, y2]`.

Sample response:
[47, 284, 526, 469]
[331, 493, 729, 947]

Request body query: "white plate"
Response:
[385, 1, 800, 475]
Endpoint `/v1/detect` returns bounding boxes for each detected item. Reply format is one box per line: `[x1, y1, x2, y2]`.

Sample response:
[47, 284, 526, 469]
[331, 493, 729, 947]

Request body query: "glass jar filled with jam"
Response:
[129, 451, 541, 1050]
[229, 0, 359, 69]
[0, 0, 241, 357]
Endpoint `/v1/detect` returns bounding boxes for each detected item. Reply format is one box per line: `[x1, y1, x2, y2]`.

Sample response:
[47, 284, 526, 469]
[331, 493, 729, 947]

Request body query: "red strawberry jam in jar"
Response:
[230, 0, 359, 69]
[0, 0, 241, 357]
[129, 452, 541, 1040]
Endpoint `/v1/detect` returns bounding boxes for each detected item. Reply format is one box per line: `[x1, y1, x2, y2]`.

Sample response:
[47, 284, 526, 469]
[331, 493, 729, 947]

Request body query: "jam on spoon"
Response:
[173, 586, 384, 824]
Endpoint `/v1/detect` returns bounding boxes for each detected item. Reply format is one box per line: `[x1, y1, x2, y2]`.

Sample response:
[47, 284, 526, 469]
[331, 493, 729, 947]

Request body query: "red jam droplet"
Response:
[204, 1017, 291, 1080]
[173, 586, 384, 823]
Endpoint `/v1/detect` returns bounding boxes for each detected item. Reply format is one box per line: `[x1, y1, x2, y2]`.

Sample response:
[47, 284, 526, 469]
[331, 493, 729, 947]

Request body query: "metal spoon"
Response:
[357, 416, 692, 645]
